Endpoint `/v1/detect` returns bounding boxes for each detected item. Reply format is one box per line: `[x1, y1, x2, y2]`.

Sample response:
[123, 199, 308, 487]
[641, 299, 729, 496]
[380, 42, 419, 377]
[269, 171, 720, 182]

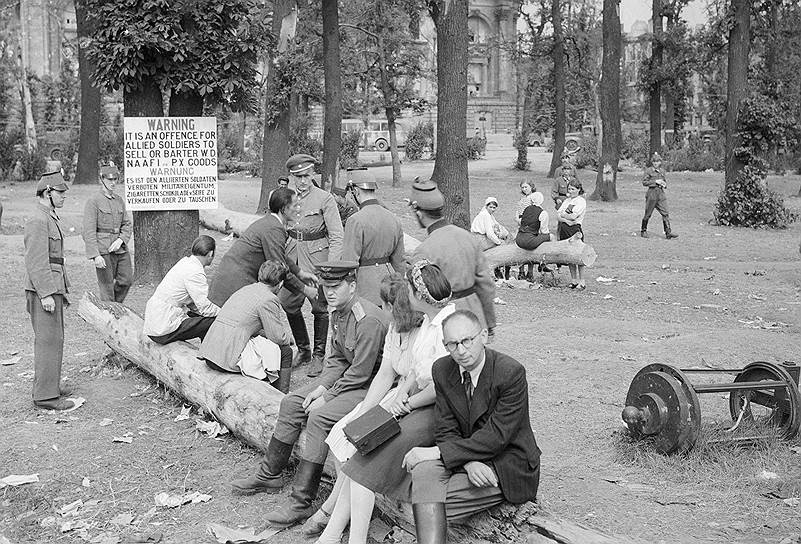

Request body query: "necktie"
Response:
[463, 370, 473, 405]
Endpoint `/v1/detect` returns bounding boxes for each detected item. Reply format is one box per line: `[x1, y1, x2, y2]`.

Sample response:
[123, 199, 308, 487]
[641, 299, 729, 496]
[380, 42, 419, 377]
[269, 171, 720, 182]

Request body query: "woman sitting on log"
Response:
[470, 196, 511, 279]
[198, 260, 294, 393]
[143, 235, 220, 344]
[515, 191, 553, 280]
[305, 262, 454, 544]
[556, 179, 587, 290]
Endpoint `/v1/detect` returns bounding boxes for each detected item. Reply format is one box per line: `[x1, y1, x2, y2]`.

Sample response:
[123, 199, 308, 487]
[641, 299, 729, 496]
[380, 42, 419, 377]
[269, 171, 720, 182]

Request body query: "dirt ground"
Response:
[2, 141, 801, 544]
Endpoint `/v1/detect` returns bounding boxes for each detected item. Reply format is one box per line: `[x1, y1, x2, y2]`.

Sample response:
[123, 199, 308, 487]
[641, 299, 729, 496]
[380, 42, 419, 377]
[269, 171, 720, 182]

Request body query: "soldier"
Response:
[231, 261, 388, 528]
[82, 165, 133, 303]
[24, 171, 75, 410]
[280, 154, 344, 378]
[551, 151, 577, 209]
[341, 167, 405, 306]
[641, 152, 679, 239]
[408, 180, 497, 340]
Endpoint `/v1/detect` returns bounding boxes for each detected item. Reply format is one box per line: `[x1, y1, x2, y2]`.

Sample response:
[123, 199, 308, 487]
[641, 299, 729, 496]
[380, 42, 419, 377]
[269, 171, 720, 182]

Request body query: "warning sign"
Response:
[123, 117, 218, 211]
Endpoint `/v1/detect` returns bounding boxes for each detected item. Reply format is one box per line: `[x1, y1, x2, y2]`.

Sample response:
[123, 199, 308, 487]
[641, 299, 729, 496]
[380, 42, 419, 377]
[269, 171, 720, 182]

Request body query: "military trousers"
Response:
[643, 189, 670, 223]
[95, 252, 133, 303]
[272, 380, 367, 464]
[278, 284, 327, 316]
[26, 290, 65, 401]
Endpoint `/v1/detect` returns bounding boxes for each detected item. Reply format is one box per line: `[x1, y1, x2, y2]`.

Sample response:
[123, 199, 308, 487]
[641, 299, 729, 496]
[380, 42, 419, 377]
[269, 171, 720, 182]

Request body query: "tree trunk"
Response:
[15, 3, 36, 153]
[430, 0, 470, 229]
[257, 0, 294, 213]
[548, 0, 566, 178]
[649, 0, 663, 156]
[590, 0, 621, 202]
[724, 0, 751, 186]
[321, 0, 343, 190]
[74, 0, 101, 184]
[483, 235, 597, 268]
[517, 78, 533, 171]
[373, 17, 403, 188]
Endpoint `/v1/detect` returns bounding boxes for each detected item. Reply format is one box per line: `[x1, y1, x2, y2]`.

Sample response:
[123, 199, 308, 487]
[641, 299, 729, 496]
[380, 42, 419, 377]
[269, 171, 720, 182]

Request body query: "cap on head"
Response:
[36, 170, 69, 196]
[285, 154, 317, 175]
[409, 179, 445, 211]
[652, 151, 663, 163]
[99, 165, 120, 181]
[316, 260, 359, 286]
[345, 168, 378, 191]
[484, 196, 498, 207]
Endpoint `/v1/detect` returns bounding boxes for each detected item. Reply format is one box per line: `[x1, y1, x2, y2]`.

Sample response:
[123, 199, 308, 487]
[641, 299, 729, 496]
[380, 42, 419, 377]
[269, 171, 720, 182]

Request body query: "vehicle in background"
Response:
[565, 124, 596, 151]
[339, 118, 407, 150]
[527, 132, 552, 147]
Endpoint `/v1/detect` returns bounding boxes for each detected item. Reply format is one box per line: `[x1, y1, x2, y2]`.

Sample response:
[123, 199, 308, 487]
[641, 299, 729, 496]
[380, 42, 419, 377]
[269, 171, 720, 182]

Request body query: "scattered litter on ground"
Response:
[739, 317, 790, 330]
[0, 356, 20, 366]
[619, 355, 636, 362]
[744, 270, 766, 277]
[154, 491, 212, 508]
[58, 499, 83, 516]
[122, 532, 162, 543]
[748, 294, 766, 301]
[90, 532, 120, 544]
[603, 294, 614, 300]
[207, 523, 281, 544]
[112, 434, 133, 444]
[99, 418, 114, 427]
[703, 256, 717, 261]
[195, 420, 229, 438]
[759, 470, 779, 480]
[784, 498, 800, 507]
[602, 477, 656, 493]
[40, 516, 57, 528]
[59, 519, 89, 533]
[130, 385, 153, 398]
[74, 352, 88, 357]
[661, 264, 669, 269]
[110, 512, 135, 526]
[712, 289, 721, 296]
[493, 297, 507, 305]
[82, 477, 91, 487]
[51, 444, 58, 452]
[174, 406, 191, 422]
[596, 276, 622, 283]
[0, 473, 39, 488]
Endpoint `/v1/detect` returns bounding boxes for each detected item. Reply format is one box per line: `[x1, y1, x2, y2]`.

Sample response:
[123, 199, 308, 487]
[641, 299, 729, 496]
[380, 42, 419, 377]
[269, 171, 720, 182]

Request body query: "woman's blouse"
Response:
[557, 196, 586, 226]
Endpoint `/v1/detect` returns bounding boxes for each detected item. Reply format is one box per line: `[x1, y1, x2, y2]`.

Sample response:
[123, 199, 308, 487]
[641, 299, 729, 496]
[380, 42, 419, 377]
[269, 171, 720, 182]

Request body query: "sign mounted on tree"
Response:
[123, 117, 218, 211]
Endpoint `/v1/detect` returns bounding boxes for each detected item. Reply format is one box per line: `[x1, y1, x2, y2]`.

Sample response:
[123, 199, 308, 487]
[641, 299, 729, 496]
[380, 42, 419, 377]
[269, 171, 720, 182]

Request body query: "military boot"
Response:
[663, 218, 679, 239]
[640, 219, 649, 238]
[265, 460, 325, 527]
[412, 502, 447, 544]
[307, 313, 329, 378]
[230, 438, 293, 495]
[286, 311, 311, 367]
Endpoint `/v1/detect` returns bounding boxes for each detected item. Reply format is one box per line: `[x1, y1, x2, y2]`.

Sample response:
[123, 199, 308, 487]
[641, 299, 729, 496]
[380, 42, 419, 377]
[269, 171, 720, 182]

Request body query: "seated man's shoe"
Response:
[231, 438, 293, 495]
[266, 460, 325, 527]
[34, 397, 76, 411]
[230, 474, 282, 495]
[293, 347, 311, 368]
[307, 355, 324, 378]
[300, 507, 331, 537]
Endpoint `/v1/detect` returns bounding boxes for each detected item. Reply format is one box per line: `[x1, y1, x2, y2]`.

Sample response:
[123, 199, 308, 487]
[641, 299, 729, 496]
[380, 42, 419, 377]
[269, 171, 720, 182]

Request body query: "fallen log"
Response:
[484, 234, 596, 269]
[78, 292, 638, 544]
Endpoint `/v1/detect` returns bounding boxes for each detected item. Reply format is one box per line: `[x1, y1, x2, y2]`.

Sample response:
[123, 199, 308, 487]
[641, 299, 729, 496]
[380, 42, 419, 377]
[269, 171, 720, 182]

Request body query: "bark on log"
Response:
[77, 292, 636, 544]
[484, 235, 596, 268]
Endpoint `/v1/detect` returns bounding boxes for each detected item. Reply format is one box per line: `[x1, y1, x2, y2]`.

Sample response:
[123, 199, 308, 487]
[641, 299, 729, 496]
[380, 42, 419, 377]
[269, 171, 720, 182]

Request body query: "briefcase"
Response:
[343, 405, 401, 456]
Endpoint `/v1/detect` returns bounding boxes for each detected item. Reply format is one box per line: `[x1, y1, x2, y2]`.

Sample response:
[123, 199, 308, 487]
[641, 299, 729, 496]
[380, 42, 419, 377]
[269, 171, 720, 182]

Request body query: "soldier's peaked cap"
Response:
[36, 170, 69, 195]
[345, 168, 378, 190]
[100, 165, 120, 180]
[409, 179, 444, 211]
[316, 261, 359, 285]
[286, 154, 318, 175]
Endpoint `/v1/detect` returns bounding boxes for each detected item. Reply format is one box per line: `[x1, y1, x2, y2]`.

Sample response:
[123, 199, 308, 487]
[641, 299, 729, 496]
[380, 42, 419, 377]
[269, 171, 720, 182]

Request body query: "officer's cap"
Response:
[409, 179, 444, 211]
[316, 261, 359, 286]
[36, 171, 69, 196]
[345, 168, 378, 191]
[286, 154, 318, 175]
[100, 165, 120, 180]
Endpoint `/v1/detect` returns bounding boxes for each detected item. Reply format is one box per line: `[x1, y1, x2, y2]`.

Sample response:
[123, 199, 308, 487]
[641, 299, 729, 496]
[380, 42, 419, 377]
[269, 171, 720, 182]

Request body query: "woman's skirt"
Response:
[558, 222, 584, 241]
[341, 406, 435, 501]
[515, 231, 550, 251]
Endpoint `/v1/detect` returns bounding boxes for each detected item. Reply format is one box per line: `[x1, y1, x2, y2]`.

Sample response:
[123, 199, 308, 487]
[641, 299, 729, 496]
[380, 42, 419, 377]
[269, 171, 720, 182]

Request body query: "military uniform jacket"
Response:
[413, 220, 497, 329]
[291, 185, 344, 271]
[317, 296, 389, 402]
[82, 191, 133, 259]
[642, 167, 667, 195]
[552, 166, 576, 200]
[24, 203, 70, 297]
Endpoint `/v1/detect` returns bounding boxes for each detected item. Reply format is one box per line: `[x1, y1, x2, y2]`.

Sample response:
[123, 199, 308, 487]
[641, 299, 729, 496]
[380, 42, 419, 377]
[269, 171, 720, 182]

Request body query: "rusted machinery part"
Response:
[728, 361, 801, 439]
[622, 367, 700, 455]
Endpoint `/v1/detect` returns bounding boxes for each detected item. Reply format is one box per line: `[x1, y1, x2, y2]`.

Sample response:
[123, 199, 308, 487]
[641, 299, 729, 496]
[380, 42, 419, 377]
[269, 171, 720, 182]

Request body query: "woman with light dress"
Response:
[556, 178, 587, 290]
[307, 262, 454, 544]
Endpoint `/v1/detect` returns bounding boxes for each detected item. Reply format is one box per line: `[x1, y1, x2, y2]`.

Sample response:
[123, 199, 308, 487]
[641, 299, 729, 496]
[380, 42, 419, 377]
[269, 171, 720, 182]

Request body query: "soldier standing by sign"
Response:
[24, 171, 76, 410]
[640, 152, 679, 239]
[408, 180, 497, 340]
[341, 168, 405, 306]
[280, 154, 344, 378]
[82, 165, 133, 303]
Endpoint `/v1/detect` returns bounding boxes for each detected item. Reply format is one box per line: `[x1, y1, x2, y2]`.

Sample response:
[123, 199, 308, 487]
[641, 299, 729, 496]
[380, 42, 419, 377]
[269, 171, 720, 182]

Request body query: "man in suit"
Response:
[402, 310, 540, 544]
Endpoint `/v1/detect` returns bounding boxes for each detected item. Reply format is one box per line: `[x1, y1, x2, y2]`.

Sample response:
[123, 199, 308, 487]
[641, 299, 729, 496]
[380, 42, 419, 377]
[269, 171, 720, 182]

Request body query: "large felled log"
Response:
[484, 235, 596, 268]
[78, 292, 638, 544]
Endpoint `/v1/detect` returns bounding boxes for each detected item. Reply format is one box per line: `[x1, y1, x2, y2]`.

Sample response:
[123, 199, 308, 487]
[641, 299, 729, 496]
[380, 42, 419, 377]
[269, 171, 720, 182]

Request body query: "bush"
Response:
[289, 118, 323, 160]
[714, 161, 796, 228]
[340, 130, 361, 169]
[0, 128, 23, 177]
[404, 121, 433, 161]
[99, 126, 124, 171]
[573, 135, 598, 170]
[621, 131, 650, 166]
[665, 136, 724, 171]
[18, 147, 47, 180]
[466, 136, 485, 160]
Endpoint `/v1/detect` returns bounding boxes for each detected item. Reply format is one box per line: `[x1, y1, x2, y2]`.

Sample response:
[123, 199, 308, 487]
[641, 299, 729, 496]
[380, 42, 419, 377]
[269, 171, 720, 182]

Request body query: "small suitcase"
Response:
[343, 405, 401, 455]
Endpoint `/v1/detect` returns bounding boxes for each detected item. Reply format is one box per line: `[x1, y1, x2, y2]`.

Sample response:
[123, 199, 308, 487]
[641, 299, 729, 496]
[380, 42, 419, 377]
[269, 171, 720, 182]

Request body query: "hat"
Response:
[530, 191, 544, 207]
[285, 154, 317, 175]
[651, 151, 663, 162]
[409, 179, 444, 211]
[484, 196, 498, 207]
[36, 171, 69, 195]
[345, 168, 378, 190]
[99, 165, 120, 180]
[316, 261, 359, 285]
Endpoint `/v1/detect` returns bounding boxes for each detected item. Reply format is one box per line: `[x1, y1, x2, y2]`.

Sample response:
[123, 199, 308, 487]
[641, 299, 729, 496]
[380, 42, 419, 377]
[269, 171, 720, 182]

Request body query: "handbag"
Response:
[343, 405, 401, 455]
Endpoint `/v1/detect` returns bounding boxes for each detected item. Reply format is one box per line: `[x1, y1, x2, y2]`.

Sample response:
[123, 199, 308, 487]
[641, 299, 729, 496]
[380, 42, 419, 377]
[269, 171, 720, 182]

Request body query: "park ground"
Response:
[1, 138, 801, 544]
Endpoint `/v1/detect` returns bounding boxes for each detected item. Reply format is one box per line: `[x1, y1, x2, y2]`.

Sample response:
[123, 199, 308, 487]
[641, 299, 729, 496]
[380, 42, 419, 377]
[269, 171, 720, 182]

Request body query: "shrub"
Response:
[340, 130, 361, 169]
[713, 161, 796, 228]
[0, 128, 23, 177]
[404, 121, 433, 161]
[621, 131, 650, 166]
[466, 136, 485, 160]
[573, 135, 598, 170]
[664, 136, 723, 171]
[99, 126, 124, 170]
[289, 117, 323, 160]
[18, 147, 48, 180]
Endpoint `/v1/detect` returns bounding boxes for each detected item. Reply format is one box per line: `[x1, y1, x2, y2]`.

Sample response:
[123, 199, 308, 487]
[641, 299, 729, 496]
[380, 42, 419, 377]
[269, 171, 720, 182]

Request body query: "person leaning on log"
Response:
[470, 196, 511, 280]
[231, 261, 389, 529]
[82, 164, 133, 304]
[515, 191, 553, 281]
[552, 151, 578, 209]
[401, 310, 541, 544]
[341, 167, 405, 307]
[142, 235, 221, 344]
[280, 154, 345, 379]
[640, 153, 679, 240]
[556, 179, 587, 290]
[24, 171, 75, 411]
[409, 180, 497, 341]
[198, 260, 294, 393]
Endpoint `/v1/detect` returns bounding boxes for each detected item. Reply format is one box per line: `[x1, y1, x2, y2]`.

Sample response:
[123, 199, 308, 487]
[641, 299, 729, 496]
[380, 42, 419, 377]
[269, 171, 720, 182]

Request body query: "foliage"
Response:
[340, 130, 361, 169]
[512, 129, 530, 170]
[404, 121, 433, 161]
[17, 147, 47, 181]
[289, 115, 323, 159]
[714, 162, 795, 228]
[621, 131, 650, 166]
[664, 135, 724, 171]
[27, 62, 80, 130]
[574, 135, 598, 169]
[466, 136, 485, 161]
[99, 126, 124, 171]
[0, 128, 23, 177]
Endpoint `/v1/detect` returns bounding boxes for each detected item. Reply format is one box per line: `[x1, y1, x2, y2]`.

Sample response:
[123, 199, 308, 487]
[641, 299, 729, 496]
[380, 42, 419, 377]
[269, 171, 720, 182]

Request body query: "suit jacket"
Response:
[433, 348, 540, 504]
[198, 282, 291, 371]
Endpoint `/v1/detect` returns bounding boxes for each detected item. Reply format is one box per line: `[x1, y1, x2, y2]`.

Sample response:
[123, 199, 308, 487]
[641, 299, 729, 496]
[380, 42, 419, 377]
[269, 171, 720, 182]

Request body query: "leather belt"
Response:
[287, 229, 327, 241]
[359, 257, 390, 267]
[49, 257, 64, 265]
[451, 285, 476, 300]
[96, 227, 120, 234]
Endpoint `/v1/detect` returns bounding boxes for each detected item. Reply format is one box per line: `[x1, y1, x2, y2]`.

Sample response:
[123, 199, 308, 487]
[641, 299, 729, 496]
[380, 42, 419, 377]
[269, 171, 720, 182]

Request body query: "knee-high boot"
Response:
[272, 345, 293, 393]
[307, 313, 328, 378]
[412, 502, 447, 544]
[663, 218, 678, 239]
[286, 311, 311, 367]
[640, 219, 649, 238]
[230, 437, 293, 494]
[265, 460, 325, 527]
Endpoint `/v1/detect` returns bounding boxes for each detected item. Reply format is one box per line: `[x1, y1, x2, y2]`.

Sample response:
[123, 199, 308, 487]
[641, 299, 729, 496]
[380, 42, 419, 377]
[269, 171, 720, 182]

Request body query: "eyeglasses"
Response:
[443, 330, 482, 352]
